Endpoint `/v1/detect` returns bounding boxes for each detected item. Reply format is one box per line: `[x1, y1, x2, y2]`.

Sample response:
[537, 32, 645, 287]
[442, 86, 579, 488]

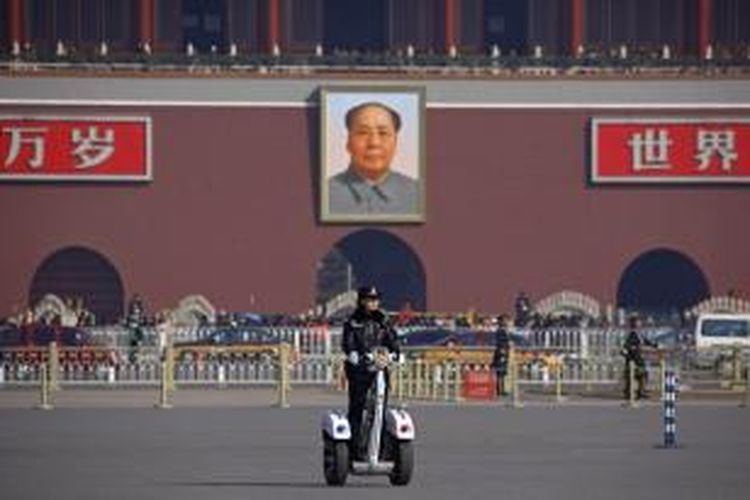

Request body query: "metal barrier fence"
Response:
[0, 344, 660, 391]
[2, 335, 746, 408]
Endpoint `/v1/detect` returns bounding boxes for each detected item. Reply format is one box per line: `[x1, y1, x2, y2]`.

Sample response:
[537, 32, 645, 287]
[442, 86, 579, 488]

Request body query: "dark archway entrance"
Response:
[29, 246, 125, 324]
[617, 248, 710, 318]
[323, 0, 386, 51]
[317, 229, 426, 312]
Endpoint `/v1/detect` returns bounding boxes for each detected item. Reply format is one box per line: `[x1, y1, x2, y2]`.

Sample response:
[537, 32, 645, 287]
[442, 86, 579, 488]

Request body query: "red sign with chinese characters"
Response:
[0, 116, 151, 182]
[591, 118, 750, 184]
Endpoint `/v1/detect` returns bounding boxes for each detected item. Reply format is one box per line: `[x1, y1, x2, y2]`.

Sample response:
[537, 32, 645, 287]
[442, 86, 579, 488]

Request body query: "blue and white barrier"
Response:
[663, 369, 678, 447]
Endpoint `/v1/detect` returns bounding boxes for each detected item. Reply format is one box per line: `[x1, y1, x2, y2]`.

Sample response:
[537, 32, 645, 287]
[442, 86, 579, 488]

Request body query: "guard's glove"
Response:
[347, 351, 360, 366]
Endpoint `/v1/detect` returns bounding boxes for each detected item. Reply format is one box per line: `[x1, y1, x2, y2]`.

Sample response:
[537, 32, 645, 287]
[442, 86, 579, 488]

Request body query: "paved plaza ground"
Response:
[1, 388, 749, 499]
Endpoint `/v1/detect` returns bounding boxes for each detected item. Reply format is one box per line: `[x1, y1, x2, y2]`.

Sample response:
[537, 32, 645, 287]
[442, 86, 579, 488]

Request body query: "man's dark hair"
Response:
[345, 102, 402, 132]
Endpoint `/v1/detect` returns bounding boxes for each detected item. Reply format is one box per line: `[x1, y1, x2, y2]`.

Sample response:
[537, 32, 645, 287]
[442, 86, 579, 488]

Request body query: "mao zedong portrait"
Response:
[328, 102, 419, 216]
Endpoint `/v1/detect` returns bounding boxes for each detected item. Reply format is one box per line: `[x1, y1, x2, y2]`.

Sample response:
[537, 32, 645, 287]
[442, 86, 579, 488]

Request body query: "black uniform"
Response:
[622, 329, 657, 399]
[341, 307, 400, 459]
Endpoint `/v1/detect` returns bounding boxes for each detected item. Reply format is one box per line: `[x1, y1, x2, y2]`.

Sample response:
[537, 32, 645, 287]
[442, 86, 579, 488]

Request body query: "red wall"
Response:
[0, 105, 748, 315]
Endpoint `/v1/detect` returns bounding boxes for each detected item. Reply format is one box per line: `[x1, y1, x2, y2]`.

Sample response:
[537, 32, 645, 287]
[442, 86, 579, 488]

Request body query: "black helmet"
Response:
[357, 286, 381, 301]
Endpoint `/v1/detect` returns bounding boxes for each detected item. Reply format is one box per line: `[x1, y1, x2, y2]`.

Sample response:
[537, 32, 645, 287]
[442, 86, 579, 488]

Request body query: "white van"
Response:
[694, 313, 750, 349]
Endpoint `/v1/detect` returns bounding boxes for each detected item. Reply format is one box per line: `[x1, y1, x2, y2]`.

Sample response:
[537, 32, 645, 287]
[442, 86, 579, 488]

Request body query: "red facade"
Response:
[0, 99, 747, 315]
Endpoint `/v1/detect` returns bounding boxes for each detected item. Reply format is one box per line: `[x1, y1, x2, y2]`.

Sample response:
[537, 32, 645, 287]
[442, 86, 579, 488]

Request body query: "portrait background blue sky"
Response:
[324, 91, 421, 180]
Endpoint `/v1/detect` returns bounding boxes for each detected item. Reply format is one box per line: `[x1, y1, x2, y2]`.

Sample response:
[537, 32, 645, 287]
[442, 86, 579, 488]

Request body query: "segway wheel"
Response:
[389, 441, 414, 486]
[323, 437, 349, 486]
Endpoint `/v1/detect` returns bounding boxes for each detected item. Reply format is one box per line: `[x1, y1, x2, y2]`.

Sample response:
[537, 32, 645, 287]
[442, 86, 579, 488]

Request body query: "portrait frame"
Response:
[319, 85, 426, 224]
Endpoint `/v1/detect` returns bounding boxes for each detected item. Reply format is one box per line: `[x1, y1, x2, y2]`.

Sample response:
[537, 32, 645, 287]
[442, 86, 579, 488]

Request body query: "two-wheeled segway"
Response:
[321, 347, 415, 486]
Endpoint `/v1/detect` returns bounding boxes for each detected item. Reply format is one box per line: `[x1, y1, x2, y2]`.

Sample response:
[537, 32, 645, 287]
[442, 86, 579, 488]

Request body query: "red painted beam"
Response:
[445, 0, 455, 53]
[9, 0, 24, 45]
[139, 0, 154, 46]
[268, 0, 280, 53]
[698, 0, 712, 58]
[570, 0, 584, 57]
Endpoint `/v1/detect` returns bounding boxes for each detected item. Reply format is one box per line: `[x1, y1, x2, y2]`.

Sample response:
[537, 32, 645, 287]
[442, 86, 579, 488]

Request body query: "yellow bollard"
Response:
[396, 361, 404, 402]
[415, 358, 423, 399]
[442, 362, 450, 401]
[276, 343, 290, 408]
[155, 356, 173, 410]
[430, 362, 438, 400]
[555, 357, 564, 404]
[732, 346, 743, 390]
[404, 359, 412, 399]
[510, 350, 522, 408]
[48, 342, 60, 392]
[166, 345, 176, 392]
[36, 363, 53, 410]
[627, 362, 637, 408]
[453, 362, 463, 403]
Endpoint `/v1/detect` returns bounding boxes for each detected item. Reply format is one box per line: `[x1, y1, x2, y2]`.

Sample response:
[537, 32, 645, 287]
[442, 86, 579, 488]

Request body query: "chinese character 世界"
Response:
[695, 130, 738, 172]
[628, 128, 672, 171]
[2, 126, 48, 169]
[71, 126, 115, 169]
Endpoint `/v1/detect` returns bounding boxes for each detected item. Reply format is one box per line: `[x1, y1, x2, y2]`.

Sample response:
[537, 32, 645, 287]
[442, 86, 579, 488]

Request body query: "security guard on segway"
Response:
[341, 286, 401, 461]
[621, 314, 658, 400]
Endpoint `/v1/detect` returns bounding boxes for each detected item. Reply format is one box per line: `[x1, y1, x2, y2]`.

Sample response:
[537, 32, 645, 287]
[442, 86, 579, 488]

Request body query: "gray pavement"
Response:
[1, 389, 749, 499]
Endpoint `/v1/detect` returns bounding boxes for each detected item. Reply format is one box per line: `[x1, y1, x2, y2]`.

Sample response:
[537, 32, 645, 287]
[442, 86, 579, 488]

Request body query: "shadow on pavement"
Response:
[167, 479, 389, 489]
